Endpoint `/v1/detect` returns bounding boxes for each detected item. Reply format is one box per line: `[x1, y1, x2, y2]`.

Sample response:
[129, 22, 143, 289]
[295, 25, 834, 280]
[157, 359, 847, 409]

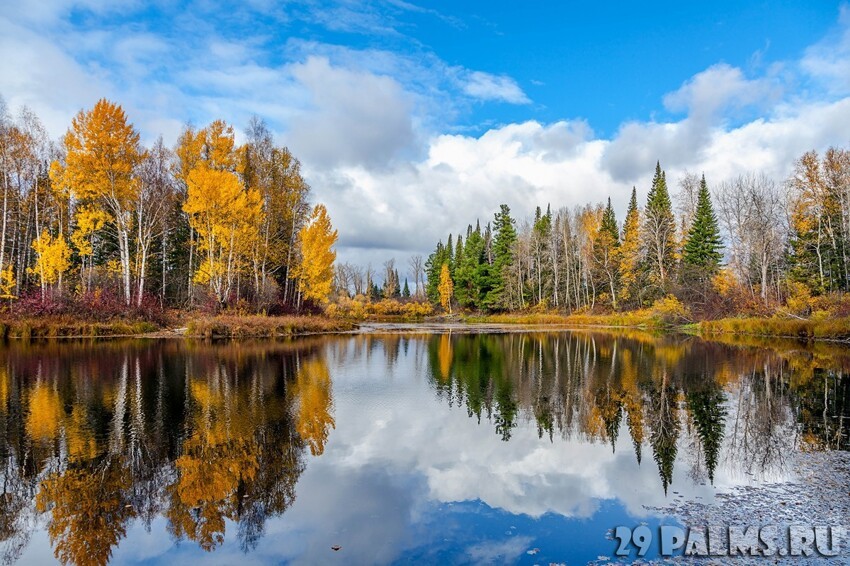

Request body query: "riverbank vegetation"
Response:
[399, 151, 850, 339]
[3, 97, 850, 340]
[0, 98, 345, 336]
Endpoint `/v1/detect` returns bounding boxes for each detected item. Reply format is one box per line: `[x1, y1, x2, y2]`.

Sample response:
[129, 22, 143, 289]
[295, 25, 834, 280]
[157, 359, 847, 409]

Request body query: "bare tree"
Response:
[675, 171, 701, 237]
[715, 173, 786, 301]
[408, 254, 424, 299]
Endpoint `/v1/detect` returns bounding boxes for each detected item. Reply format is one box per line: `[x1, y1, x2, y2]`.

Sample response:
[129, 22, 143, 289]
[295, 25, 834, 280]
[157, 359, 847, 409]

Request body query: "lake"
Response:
[0, 330, 848, 565]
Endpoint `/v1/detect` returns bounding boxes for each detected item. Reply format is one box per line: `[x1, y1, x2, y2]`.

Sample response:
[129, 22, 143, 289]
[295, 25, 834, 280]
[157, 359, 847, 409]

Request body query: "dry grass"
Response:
[0, 316, 158, 338]
[700, 317, 850, 340]
[185, 314, 356, 338]
[466, 311, 665, 328]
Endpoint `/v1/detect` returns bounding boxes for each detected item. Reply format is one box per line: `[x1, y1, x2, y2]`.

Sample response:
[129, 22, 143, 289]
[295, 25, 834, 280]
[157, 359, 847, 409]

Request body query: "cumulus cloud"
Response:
[287, 56, 417, 168]
[800, 4, 850, 94]
[3, 2, 850, 275]
[460, 70, 530, 104]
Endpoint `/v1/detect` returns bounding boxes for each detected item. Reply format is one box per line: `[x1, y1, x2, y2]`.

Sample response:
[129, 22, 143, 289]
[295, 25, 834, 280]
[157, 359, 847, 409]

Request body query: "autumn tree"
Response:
[438, 262, 453, 313]
[28, 230, 71, 297]
[294, 358, 335, 456]
[57, 99, 142, 304]
[593, 197, 620, 308]
[242, 117, 311, 307]
[619, 188, 642, 307]
[182, 120, 263, 304]
[787, 149, 850, 294]
[292, 204, 338, 305]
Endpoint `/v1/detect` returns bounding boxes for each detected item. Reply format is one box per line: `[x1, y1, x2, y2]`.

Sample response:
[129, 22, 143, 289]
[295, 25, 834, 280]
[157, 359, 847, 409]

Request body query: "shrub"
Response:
[649, 295, 691, 325]
[327, 297, 434, 320]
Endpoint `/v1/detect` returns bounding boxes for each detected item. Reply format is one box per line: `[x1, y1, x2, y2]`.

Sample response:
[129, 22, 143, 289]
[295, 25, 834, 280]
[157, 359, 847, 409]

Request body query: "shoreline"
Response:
[1, 313, 849, 343]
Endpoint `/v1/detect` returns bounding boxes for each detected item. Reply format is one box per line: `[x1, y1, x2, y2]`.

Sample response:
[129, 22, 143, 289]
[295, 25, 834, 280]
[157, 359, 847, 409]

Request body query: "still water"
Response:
[0, 330, 848, 565]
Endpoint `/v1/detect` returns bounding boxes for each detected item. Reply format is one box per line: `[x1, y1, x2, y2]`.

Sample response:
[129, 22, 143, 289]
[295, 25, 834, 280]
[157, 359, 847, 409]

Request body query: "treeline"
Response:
[0, 97, 337, 315]
[425, 150, 850, 317]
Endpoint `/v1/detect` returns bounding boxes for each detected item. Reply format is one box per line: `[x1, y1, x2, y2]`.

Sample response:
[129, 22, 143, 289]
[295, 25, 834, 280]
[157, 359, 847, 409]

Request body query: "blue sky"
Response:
[2, 1, 850, 268]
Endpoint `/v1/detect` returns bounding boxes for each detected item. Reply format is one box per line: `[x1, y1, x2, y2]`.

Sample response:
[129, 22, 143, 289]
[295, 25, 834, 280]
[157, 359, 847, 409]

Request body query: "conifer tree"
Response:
[456, 224, 484, 308]
[402, 278, 410, 298]
[682, 175, 723, 277]
[425, 240, 447, 302]
[642, 162, 677, 293]
[593, 197, 620, 308]
[619, 188, 642, 306]
[483, 204, 517, 310]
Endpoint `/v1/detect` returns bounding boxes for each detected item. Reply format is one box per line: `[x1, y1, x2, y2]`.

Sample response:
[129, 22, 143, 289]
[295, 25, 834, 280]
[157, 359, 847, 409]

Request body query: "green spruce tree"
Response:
[642, 162, 677, 294]
[682, 175, 723, 277]
[482, 204, 517, 311]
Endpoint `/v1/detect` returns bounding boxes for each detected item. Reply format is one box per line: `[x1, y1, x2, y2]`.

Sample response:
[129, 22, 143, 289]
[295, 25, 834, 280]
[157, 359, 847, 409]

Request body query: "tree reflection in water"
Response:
[425, 331, 850, 488]
[0, 332, 846, 564]
[0, 340, 331, 564]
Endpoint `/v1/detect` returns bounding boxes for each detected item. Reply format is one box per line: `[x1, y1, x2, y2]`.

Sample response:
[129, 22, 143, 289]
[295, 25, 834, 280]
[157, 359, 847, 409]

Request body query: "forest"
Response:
[0, 97, 337, 325]
[410, 151, 850, 323]
[2, 95, 850, 332]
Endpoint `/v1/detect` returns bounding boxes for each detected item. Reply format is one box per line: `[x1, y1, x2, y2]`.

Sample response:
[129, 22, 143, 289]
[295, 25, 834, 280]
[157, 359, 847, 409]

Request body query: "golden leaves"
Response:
[28, 230, 71, 286]
[292, 204, 338, 304]
[62, 99, 142, 206]
[181, 120, 264, 300]
[294, 358, 335, 456]
[438, 262, 453, 313]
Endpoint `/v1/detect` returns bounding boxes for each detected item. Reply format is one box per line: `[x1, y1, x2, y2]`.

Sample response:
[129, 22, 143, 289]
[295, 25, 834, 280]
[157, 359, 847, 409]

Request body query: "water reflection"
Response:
[0, 332, 847, 564]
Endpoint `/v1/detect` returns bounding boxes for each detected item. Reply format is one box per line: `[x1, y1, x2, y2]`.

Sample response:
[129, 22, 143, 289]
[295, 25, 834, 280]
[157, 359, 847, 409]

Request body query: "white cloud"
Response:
[800, 4, 850, 94]
[2, 2, 850, 275]
[287, 56, 417, 168]
[460, 71, 530, 104]
[662, 63, 779, 120]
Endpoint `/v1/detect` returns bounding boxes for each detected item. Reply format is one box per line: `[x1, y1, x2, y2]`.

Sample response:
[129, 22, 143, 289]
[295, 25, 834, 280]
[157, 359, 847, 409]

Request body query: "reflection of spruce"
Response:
[647, 380, 680, 495]
[624, 394, 645, 465]
[494, 378, 518, 442]
[535, 400, 555, 441]
[687, 387, 726, 484]
[597, 388, 623, 452]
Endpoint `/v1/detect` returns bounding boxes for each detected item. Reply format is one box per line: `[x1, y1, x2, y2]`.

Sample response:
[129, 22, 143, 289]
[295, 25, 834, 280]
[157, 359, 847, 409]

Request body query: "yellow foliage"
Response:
[711, 267, 737, 297]
[293, 204, 338, 303]
[71, 205, 110, 256]
[26, 382, 62, 441]
[437, 333, 452, 380]
[37, 464, 134, 566]
[649, 295, 691, 324]
[28, 230, 72, 286]
[183, 162, 263, 300]
[619, 201, 641, 302]
[438, 263, 453, 313]
[61, 99, 141, 207]
[0, 264, 15, 299]
[786, 281, 812, 316]
[294, 358, 335, 456]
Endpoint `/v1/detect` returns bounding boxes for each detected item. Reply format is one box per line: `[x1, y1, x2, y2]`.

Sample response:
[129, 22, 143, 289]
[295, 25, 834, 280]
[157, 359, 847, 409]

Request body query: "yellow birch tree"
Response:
[292, 204, 338, 304]
[56, 99, 142, 304]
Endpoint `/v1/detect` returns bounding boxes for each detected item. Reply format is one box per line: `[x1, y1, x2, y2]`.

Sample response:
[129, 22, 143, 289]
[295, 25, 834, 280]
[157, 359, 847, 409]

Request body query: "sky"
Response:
[2, 1, 850, 273]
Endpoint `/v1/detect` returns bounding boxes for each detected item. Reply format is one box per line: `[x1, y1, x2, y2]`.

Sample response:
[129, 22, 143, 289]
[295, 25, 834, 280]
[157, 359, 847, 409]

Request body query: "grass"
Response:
[466, 311, 850, 342]
[465, 311, 669, 328]
[0, 316, 158, 338]
[699, 316, 850, 341]
[184, 314, 356, 338]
